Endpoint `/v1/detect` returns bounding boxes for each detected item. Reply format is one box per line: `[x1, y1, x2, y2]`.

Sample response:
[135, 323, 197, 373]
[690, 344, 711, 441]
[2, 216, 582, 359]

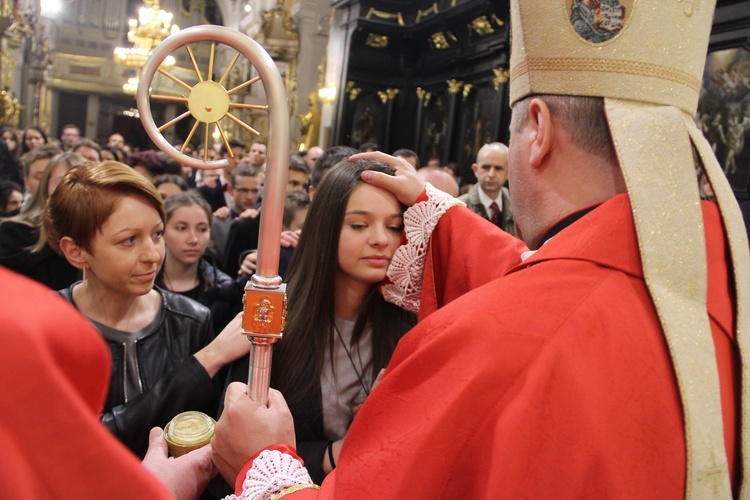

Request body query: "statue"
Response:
[298, 91, 320, 150]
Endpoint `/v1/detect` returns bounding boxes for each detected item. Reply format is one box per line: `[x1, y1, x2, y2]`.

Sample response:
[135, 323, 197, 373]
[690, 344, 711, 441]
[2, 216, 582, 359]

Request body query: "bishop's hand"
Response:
[352, 151, 426, 207]
[212, 384, 297, 484]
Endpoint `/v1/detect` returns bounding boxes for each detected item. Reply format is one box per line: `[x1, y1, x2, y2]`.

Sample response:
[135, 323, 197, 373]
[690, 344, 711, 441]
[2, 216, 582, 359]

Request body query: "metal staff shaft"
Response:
[137, 26, 289, 406]
[248, 338, 274, 405]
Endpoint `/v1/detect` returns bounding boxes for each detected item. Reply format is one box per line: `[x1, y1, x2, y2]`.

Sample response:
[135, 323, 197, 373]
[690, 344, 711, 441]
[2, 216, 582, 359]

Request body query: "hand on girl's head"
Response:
[351, 152, 426, 207]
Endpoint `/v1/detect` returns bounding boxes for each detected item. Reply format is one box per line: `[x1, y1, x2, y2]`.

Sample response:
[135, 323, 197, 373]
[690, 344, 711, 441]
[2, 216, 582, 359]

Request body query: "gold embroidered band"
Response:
[511, 57, 701, 92]
[272, 483, 321, 499]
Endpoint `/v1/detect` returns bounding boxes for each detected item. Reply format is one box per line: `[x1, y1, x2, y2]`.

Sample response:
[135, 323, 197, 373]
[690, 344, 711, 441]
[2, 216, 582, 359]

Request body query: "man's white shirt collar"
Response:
[477, 186, 502, 215]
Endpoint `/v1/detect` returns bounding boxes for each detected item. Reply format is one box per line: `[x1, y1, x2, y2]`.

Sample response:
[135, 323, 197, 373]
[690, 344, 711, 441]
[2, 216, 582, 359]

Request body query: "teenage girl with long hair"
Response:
[227, 159, 417, 484]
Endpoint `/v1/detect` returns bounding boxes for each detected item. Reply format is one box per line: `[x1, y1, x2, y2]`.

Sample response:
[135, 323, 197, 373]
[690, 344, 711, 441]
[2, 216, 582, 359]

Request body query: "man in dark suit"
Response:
[458, 142, 515, 235]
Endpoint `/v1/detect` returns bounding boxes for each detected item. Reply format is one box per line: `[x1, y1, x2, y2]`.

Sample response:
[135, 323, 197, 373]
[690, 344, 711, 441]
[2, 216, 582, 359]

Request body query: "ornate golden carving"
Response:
[469, 16, 494, 36]
[416, 87, 432, 107]
[430, 32, 457, 50]
[365, 33, 389, 49]
[373, 88, 400, 104]
[0, 88, 22, 126]
[365, 8, 405, 26]
[493, 68, 509, 90]
[252, 297, 275, 333]
[262, 0, 299, 40]
[447, 79, 464, 94]
[347, 81, 362, 101]
[1, 48, 16, 89]
[242, 287, 287, 338]
[349, 87, 361, 102]
[298, 91, 320, 150]
[491, 14, 505, 27]
[431, 32, 448, 49]
[462, 83, 473, 101]
[416, 3, 439, 23]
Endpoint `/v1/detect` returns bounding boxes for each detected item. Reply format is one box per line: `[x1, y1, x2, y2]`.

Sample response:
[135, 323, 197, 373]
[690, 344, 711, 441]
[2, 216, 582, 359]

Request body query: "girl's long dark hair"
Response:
[272, 159, 416, 414]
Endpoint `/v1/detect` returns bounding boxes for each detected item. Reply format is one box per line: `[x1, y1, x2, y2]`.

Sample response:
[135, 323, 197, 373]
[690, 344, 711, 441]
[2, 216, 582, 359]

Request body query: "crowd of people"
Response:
[1, 0, 748, 497]
[0, 122, 465, 498]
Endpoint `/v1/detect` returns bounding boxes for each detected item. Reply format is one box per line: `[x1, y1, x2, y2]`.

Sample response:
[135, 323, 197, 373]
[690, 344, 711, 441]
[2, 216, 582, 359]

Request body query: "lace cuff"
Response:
[383, 183, 466, 313]
[225, 449, 316, 500]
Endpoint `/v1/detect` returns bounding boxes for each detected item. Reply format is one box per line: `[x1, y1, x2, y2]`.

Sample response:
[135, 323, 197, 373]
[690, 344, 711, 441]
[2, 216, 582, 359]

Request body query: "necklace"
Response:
[333, 323, 370, 396]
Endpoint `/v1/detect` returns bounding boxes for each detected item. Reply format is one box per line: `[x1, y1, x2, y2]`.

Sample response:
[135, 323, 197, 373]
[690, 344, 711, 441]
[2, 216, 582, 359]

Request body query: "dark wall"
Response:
[334, 0, 509, 183]
[56, 92, 88, 140]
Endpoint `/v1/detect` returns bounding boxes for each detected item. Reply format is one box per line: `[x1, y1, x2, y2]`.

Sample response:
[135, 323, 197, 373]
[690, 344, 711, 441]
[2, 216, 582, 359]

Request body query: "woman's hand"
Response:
[194, 313, 251, 378]
[351, 152, 426, 206]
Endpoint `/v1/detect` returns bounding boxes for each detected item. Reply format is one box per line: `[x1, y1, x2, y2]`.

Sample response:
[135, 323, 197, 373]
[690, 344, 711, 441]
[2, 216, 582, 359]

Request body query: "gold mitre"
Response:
[508, 1, 750, 498]
[509, 0, 710, 113]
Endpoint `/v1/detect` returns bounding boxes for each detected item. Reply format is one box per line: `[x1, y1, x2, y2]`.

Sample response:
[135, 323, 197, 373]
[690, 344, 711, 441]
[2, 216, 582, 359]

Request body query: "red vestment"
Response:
[0, 267, 171, 498]
[282, 194, 736, 498]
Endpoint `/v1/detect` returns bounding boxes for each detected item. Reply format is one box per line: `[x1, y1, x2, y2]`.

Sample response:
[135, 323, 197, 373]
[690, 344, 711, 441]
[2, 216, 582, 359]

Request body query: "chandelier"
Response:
[114, 0, 179, 93]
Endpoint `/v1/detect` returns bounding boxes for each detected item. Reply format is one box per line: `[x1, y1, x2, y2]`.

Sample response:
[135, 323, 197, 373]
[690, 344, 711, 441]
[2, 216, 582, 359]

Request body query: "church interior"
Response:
[0, 0, 749, 203]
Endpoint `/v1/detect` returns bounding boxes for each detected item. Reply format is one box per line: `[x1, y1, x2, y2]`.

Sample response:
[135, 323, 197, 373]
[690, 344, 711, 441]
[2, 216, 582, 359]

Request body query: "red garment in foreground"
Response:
[0, 267, 171, 499]
[283, 194, 737, 498]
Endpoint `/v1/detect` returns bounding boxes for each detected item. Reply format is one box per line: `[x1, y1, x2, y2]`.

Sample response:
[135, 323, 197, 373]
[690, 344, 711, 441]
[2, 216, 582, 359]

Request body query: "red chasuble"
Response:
[0, 268, 171, 499]
[282, 194, 737, 499]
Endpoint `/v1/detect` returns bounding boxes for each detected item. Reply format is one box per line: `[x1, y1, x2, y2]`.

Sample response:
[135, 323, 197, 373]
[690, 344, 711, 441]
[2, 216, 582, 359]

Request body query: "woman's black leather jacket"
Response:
[58, 284, 218, 457]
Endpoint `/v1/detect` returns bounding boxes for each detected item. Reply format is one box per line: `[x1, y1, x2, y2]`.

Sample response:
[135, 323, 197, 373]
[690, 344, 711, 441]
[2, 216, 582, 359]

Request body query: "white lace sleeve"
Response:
[382, 183, 466, 313]
[223, 449, 318, 500]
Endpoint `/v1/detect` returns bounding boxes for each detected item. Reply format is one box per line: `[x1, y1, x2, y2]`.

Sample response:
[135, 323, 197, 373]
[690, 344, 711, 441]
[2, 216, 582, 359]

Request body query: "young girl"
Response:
[21, 126, 48, 154]
[156, 191, 241, 333]
[45, 161, 251, 457]
[227, 159, 417, 484]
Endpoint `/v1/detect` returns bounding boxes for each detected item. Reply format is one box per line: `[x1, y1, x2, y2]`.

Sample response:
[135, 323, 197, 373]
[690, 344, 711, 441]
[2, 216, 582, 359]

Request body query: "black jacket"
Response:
[222, 215, 260, 277]
[157, 258, 242, 333]
[58, 284, 218, 457]
[195, 259, 242, 332]
[0, 221, 80, 290]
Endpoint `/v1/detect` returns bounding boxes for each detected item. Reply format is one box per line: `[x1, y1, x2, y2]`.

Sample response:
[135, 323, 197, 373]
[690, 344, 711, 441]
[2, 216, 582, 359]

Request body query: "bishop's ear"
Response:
[528, 98, 554, 168]
[58, 236, 88, 271]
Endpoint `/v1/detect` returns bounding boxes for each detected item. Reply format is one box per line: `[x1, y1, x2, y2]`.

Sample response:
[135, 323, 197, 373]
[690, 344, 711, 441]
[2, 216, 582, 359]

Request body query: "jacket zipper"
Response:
[122, 341, 128, 403]
[134, 338, 144, 395]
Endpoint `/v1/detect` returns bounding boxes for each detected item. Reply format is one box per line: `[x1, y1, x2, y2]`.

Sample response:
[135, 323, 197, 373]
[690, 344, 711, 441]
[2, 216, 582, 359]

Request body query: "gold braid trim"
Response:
[272, 483, 320, 499]
[511, 57, 700, 91]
